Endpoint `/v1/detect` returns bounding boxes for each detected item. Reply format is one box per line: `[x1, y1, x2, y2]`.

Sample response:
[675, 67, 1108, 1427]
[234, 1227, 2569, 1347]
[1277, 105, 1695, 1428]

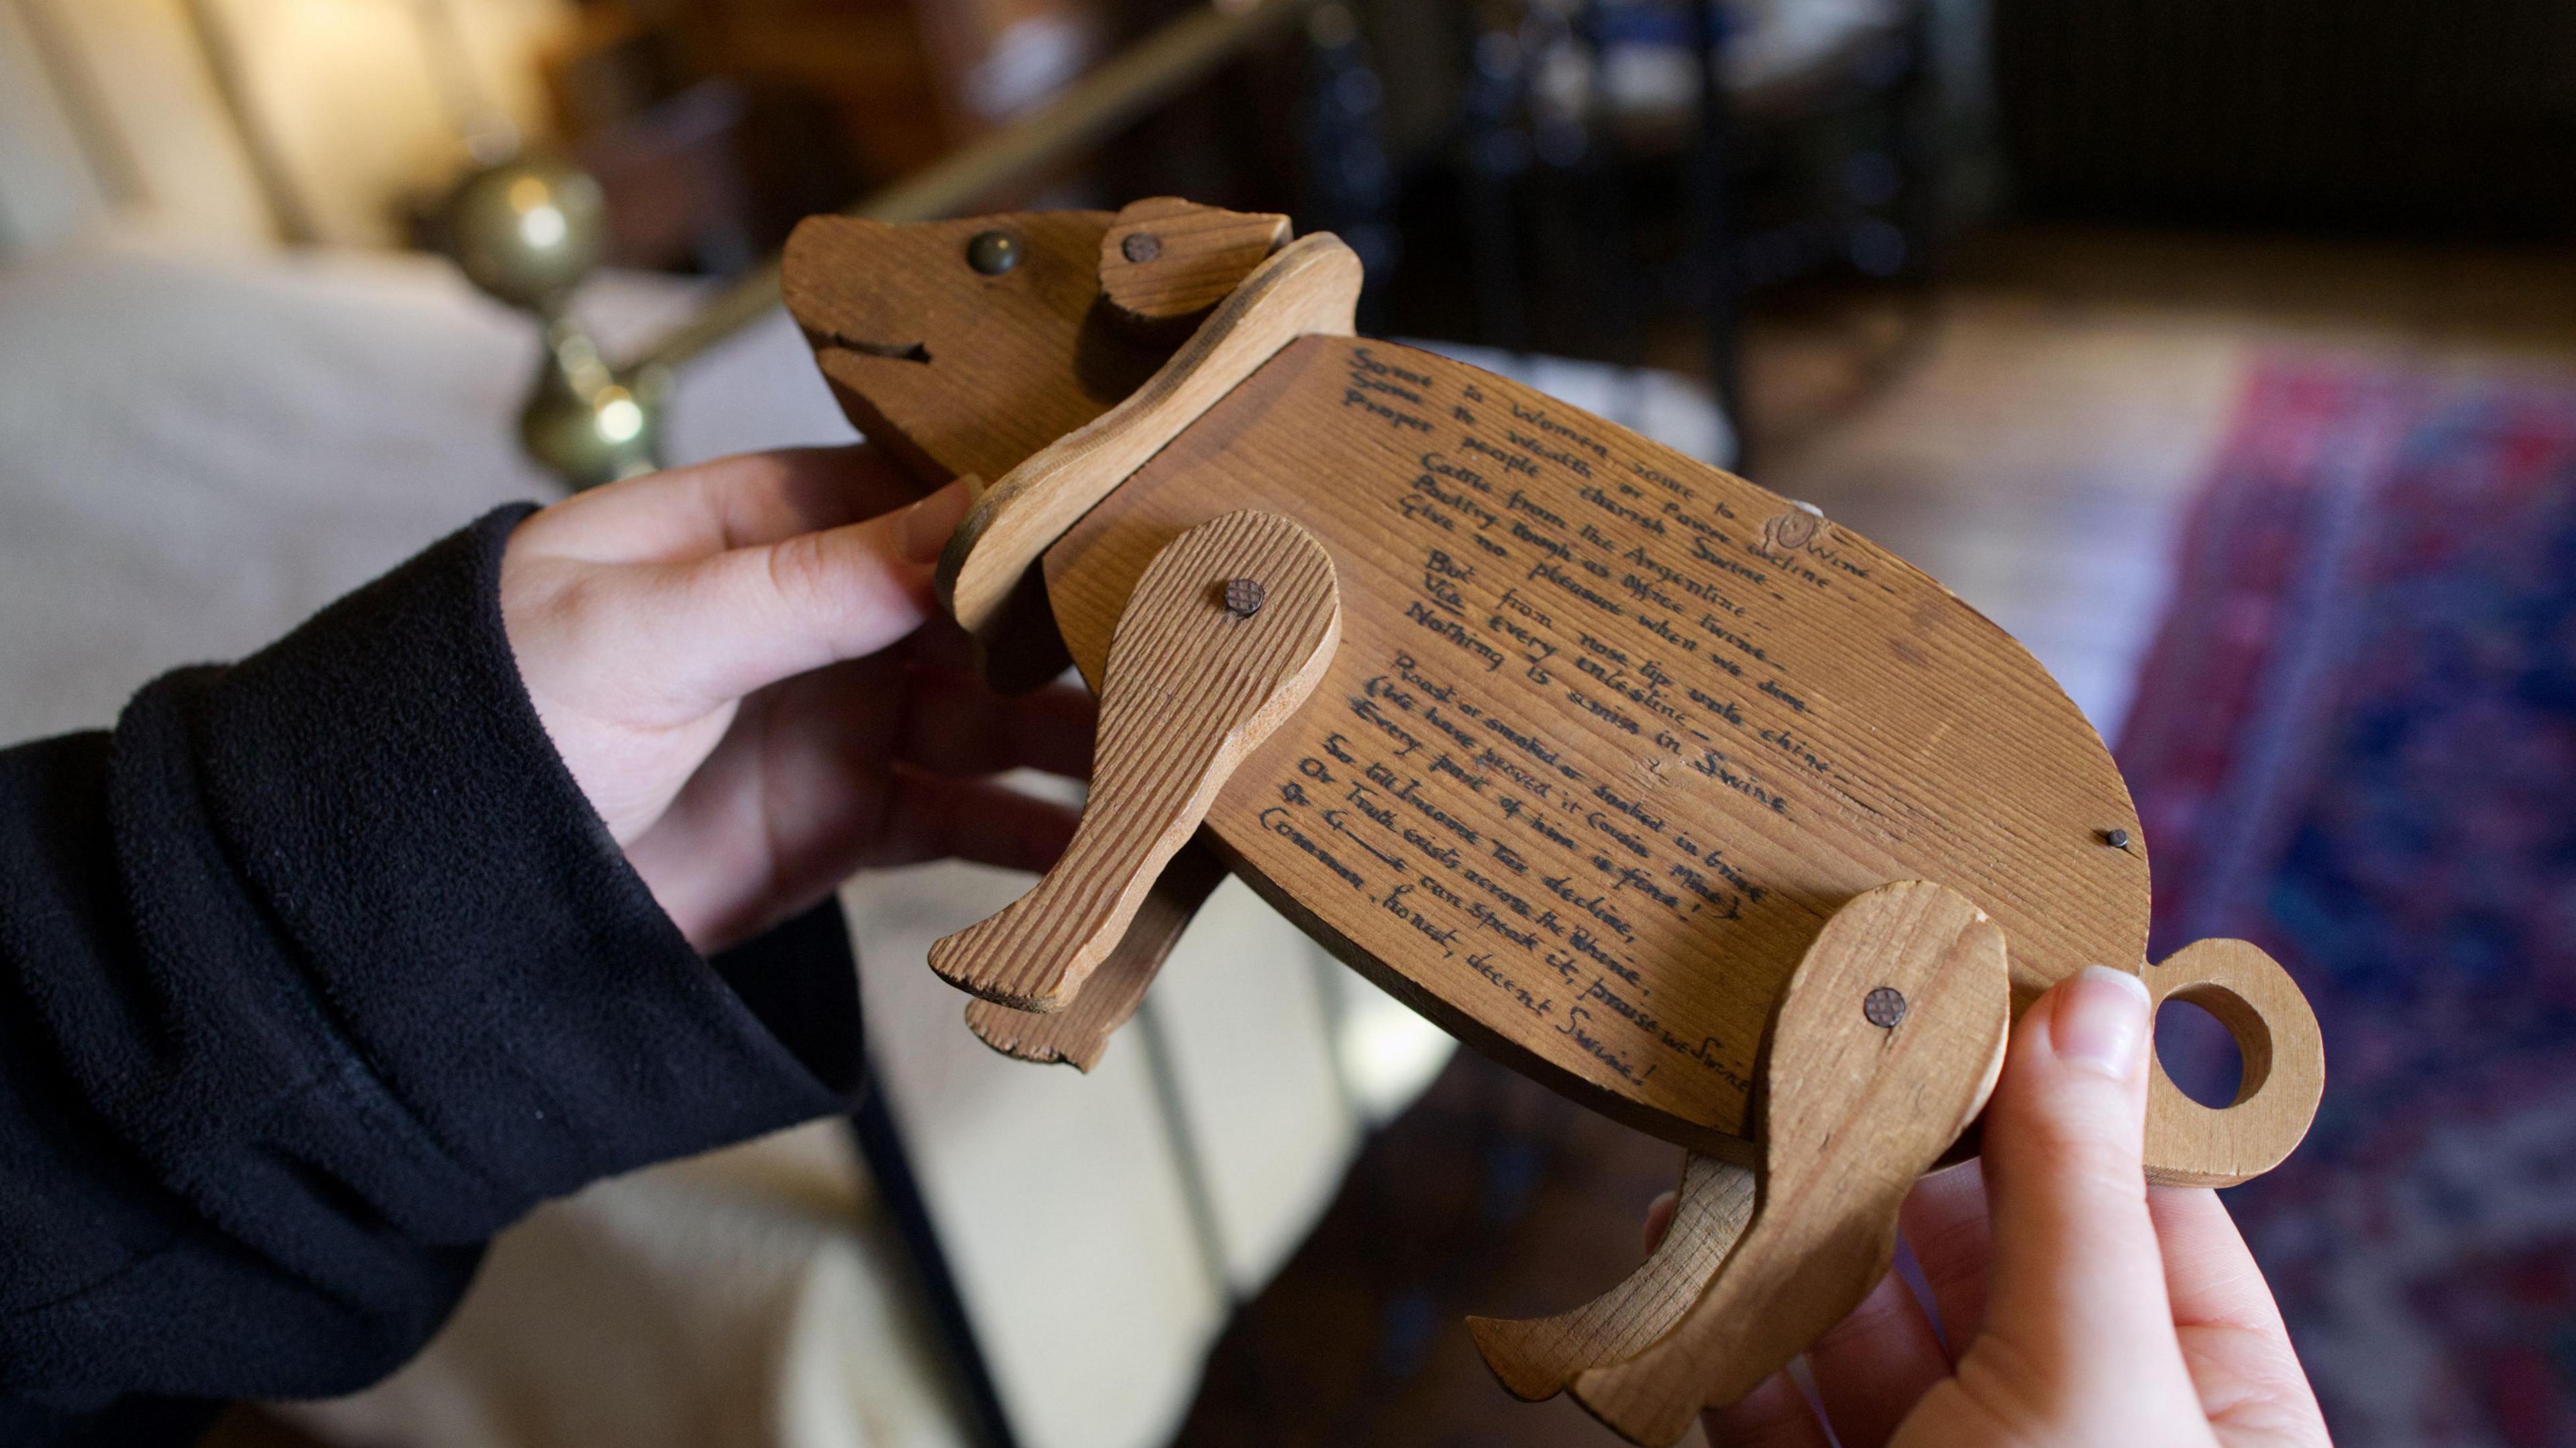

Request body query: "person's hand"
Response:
[499, 445, 1093, 953]
[1648, 966, 2330, 1447]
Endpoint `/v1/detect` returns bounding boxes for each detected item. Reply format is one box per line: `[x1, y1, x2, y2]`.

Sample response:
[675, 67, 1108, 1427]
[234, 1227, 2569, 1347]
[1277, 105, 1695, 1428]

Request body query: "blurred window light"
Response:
[1330, 977, 1455, 1123]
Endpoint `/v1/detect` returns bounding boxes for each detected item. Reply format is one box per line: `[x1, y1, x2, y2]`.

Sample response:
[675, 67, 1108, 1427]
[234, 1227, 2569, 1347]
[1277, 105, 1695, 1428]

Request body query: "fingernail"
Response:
[897, 478, 972, 564]
[2051, 965, 2151, 1078]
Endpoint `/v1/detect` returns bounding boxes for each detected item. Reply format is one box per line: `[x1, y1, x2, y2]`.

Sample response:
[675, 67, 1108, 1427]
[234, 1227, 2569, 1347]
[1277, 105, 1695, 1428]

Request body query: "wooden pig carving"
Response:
[783, 199, 2326, 1445]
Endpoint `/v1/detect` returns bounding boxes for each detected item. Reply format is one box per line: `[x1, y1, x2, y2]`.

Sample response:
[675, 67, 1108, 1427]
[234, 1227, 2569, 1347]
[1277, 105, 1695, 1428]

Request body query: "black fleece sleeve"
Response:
[0, 506, 863, 1441]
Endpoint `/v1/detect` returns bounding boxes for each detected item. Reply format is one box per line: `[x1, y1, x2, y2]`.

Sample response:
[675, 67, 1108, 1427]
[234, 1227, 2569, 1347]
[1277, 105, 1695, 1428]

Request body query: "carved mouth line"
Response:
[824, 331, 932, 364]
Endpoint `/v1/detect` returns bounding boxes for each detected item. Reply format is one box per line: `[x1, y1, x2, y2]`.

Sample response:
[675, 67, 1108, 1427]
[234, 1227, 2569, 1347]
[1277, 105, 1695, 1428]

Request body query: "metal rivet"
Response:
[1862, 987, 1907, 1028]
[1222, 577, 1266, 618]
[1122, 231, 1163, 263]
[965, 230, 1020, 275]
[1770, 509, 1820, 549]
[2104, 828, 2133, 851]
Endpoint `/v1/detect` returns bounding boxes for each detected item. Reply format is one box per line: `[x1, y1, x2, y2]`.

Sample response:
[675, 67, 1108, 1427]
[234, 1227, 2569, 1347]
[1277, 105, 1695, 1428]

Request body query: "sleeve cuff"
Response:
[166, 504, 861, 1221]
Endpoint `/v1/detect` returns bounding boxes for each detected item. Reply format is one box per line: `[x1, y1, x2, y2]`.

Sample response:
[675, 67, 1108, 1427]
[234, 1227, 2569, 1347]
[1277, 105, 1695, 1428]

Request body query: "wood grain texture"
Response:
[1468, 1152, 1756, 1402]
[1098, 196, 1291, 327]
[1564, 881, 2010, 1446]
[962, 840, 1228, 1069]
[782, 211, 1167, 486]
[774, 211, 2330, 1438]
[1041, 334, 2155, 1160]
[2141, 938, 2326, 1187]
[930, 512, 1343, 1009]
[937, 233, 1363, 641]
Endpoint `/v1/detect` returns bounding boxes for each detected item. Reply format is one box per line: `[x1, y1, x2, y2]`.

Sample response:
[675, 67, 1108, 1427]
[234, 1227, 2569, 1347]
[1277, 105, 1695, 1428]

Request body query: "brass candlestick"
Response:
[438, 154, 667, 490]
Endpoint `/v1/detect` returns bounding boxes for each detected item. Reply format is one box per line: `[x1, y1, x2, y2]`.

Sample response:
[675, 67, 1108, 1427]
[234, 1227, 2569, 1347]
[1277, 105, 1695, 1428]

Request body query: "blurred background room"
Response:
[3, 1, 2574, 1445]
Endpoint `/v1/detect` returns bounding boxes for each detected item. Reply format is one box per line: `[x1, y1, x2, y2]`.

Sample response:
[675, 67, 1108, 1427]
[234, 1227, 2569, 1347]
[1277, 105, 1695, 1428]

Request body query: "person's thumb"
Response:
[661, 476, 972, 703]
[1965, 966, 2202, 1425]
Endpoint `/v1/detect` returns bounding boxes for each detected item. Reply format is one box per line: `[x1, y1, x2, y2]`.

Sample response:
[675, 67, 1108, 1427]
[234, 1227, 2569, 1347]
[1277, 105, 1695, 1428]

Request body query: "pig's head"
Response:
[783, 211, 1173, 487]
[784, 199, 1301, 692]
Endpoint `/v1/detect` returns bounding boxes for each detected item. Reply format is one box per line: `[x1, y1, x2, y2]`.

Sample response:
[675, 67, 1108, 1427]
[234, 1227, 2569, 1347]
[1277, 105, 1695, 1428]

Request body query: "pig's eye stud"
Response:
[965, 230, 1021, 276]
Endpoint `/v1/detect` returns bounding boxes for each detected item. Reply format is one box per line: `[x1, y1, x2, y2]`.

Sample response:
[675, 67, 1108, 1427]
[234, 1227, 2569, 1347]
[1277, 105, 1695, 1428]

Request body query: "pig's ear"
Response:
[1097, 197, 1291, 334]
[784, 211, 1168, 489]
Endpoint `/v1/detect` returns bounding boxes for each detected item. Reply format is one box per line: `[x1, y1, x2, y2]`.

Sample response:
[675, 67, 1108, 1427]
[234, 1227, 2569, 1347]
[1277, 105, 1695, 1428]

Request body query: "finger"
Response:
[1898, 1161, 1993, 1349]
[898, 671, 1097, 780]
[1643, 1189, 1679, 1255]
[1804, 1269, 1951, 1448]
[663, 478, 973, 702]
[1698, 1371, 1831, 1448]
[1969, 966, 2200, 1408]
[2148, 1188, 2282, 1335]
[871, 769, 1083, 875]
[519, 445, 930, 564]
[2150, 1188, 2330, 1439]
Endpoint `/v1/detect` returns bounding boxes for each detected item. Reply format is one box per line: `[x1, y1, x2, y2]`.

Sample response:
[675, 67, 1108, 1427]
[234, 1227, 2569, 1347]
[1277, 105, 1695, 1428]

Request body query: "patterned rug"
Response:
[2118, 355, 2576, 1447]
